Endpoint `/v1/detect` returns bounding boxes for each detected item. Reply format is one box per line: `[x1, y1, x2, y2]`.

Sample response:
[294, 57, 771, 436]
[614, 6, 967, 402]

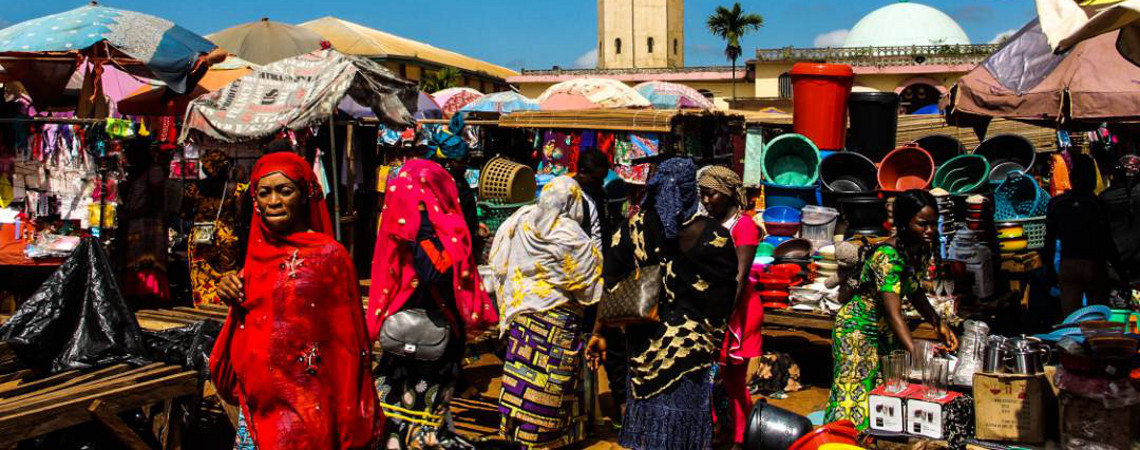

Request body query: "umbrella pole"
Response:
[329, 120, 341, 241]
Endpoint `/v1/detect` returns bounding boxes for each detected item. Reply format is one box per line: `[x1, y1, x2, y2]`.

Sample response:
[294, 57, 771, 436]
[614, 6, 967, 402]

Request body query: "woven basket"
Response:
[1006, 216, 1047, 249]
[994, 171, 1050, 220]
[478, 157, 536, 203]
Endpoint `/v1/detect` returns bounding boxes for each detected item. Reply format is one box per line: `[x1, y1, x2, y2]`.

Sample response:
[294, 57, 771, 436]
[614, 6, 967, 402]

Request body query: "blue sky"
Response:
[3, 1, 1037, 70]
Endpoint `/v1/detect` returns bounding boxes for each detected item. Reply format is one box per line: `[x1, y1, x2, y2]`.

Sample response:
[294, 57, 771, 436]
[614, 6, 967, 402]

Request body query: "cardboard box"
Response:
[870, 383, 922, 433]
[973, 372, 1051, 444]
[906, 387, 963, 440]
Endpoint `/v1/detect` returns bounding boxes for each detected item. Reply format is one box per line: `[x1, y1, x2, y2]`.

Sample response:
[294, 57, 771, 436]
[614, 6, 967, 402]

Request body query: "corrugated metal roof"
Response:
[299, 17, 518, 80]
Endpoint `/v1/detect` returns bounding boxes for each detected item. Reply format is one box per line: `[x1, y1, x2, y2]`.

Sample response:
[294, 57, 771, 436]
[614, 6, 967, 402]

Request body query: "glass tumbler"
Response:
[924, 356, 950, 399]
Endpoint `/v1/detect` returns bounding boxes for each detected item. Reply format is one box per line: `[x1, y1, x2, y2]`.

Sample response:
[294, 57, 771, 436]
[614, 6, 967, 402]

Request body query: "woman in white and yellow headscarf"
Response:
[489, 175, 603, 449]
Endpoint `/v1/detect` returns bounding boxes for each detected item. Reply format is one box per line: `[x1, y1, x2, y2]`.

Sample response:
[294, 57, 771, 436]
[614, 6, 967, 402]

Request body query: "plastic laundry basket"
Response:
[993, 170, 1050, 220]
[478, 157, 536, 203]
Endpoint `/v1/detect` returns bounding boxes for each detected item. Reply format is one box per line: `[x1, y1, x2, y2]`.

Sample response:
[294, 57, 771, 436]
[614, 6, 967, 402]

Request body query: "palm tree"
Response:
[421, 67, 463, 93]
[707, 3, 764, 101]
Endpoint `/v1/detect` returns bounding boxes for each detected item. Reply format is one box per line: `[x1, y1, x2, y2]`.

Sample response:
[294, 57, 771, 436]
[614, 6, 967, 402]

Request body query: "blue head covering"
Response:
[645, 157, 699, 239]
[426, 112, 470, 160]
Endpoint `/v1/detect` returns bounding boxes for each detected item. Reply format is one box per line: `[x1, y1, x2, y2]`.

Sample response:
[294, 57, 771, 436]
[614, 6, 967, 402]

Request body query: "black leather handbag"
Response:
[379, 308, 451, 361]
[598, 264, 663, 325]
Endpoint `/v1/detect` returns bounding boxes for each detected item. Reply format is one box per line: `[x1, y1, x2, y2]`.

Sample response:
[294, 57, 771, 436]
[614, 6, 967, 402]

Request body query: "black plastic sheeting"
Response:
[143, 319, 222, 382]
[0, 237, 149, 373]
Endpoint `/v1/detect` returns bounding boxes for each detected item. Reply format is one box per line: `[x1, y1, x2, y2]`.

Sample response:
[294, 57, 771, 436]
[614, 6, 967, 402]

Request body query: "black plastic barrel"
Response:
[915, 134, 966, 166]
[846, 92, 900, 162]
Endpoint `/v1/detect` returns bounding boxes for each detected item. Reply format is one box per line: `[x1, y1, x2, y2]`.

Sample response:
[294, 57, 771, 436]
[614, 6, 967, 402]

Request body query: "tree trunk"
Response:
[731, 58, 737, 102]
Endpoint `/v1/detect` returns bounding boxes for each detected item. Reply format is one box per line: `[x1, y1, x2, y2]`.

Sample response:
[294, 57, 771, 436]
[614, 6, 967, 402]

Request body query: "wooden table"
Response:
[0, 343, 198, 449]
[764, 309, 939, 341]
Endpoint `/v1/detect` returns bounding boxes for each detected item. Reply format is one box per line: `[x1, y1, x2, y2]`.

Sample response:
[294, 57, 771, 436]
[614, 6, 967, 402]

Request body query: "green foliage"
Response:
[421, 67, 462, 93]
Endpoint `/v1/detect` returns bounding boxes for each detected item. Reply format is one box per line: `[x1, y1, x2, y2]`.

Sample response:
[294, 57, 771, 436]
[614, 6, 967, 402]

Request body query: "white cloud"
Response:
[813, 29, 849, 48]
[990, 29, 1018, 44]
[573, 49, 598, 69]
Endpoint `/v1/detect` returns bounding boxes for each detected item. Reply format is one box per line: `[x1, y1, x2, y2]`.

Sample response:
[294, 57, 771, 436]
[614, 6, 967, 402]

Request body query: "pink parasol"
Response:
[537, 78, 651, 111]
[432, 87, 483, 117]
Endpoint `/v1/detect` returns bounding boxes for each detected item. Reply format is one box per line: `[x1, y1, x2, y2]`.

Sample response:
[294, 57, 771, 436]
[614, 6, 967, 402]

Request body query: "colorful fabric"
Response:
[234, 409, 256, 450]
[209, 152, 380, 449]
[645, 158, 700, 240]
[825, 245, 918, 430]
[0, 4, 216, 95]
[185, 180, 247, 307]
[368, 159, 496, 341]
[499, 305, 587, 449]
[622, 216, 738, 399]
[375, 354, 472, 450]
[182, 49, 417, 144]
[539, 131, 576, 176]
[620, 367, 716, 450]
[721, 216, 763, 363]
[489, 176, 603, 333]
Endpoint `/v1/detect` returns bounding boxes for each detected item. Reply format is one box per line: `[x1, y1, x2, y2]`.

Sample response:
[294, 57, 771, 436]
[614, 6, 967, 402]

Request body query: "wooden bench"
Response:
[0, 359, 198, 449]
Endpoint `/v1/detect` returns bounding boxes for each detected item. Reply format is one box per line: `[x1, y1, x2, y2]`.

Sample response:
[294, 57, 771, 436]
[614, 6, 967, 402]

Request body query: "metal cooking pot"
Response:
[982, 336, 1009, 373]
[1006, 336, 1050, 375]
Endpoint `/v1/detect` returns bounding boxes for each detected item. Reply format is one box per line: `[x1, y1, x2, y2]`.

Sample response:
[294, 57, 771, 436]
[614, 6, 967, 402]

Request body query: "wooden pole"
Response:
[344, 123, 355, 256]
[329, 121, 341, 240]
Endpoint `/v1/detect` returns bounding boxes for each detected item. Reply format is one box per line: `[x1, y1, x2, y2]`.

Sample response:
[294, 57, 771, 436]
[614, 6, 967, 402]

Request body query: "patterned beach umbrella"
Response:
[633, 81, 715, 109]
[432, 87, 483, 117]
[0, 3, 216, 95]
[537, 78, 651, 110]
[459, 91, 538, 114]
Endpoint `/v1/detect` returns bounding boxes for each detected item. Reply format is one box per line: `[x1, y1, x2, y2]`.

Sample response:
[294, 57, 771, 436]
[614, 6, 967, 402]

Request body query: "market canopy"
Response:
[1037, 0, 1140, 66]
[537, 78, 652, 111]
[299, 17, 518, 80]
[432, 87, 483, 117]
[633, 81, 715, 110]
[945, 19, 1140, 128]
[208, 18, 326, 66]
[180, 49, 418, 144]
[0, 3, 217, 107]
[459, 91, 538, 114]
[118, 63, 253, 117]
[338, 91, 442, 120]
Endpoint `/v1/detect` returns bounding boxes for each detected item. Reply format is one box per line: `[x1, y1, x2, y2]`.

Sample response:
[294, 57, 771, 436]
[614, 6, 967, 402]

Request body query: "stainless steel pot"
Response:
[982, 336, 1008, 373]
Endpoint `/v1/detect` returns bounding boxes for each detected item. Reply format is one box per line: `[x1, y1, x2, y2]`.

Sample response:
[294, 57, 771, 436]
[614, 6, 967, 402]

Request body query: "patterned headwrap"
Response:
[697, 165, 746, 209]
[1120, 154, 1140, 178]
[645, 157, 699, 239]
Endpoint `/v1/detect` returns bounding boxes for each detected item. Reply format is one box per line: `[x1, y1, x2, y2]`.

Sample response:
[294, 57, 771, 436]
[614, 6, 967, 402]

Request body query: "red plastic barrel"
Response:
[790, 63, 855, 151]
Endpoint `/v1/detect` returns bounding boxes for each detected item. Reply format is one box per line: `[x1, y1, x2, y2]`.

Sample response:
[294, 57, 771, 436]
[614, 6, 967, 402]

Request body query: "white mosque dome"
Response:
[843, 1, 971, 48]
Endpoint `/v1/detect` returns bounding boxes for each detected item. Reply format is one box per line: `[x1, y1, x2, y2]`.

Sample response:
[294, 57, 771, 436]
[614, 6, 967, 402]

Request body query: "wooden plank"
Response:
[0, 364, 131, 408]
[0, 364, 175, 414]
[0, 369, 80, 399]
[0, 370, 33, 385]
[0, 371, 198, 445]
[171, 307, 227, 320]
[88, 399, 152, 450]
[195, 304, 229, 314]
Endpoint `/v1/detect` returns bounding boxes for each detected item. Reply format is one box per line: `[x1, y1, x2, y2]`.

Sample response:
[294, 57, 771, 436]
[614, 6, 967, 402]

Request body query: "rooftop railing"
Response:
[755, 44, 999, 67]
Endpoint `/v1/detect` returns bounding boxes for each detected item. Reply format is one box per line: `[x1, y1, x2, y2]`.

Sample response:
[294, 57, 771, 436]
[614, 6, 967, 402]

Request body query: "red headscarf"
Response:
[367, 159, 497, 340]
[210, 152, 380, 449]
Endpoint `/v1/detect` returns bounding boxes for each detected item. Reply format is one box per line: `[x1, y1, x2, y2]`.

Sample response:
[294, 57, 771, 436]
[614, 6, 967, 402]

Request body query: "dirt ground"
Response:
[451, 328, 836, 449]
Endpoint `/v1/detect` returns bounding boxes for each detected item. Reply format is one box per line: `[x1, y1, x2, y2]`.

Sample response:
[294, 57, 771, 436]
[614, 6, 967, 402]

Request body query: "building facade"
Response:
[739, 2, 997, 114]
[597, 0, 684, 69]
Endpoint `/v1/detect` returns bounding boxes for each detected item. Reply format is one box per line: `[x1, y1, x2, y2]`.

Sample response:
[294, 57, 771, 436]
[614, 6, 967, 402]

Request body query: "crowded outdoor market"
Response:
[0, 0, 1137, 449]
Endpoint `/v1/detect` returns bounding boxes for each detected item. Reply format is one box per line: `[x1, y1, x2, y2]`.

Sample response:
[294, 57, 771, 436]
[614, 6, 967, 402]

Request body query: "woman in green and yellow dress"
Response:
[825, 190, 958, 430]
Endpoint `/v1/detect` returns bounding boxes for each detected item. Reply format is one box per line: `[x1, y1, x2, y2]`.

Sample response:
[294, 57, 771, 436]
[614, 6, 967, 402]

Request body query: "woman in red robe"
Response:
[209, 152, 380, 449]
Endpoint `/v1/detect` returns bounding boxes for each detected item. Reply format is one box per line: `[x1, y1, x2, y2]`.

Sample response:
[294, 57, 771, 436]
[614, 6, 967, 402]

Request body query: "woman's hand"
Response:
[937, 320, 959, 352]
[585, 335, 607, 371]
[216, 270, 245, 307]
